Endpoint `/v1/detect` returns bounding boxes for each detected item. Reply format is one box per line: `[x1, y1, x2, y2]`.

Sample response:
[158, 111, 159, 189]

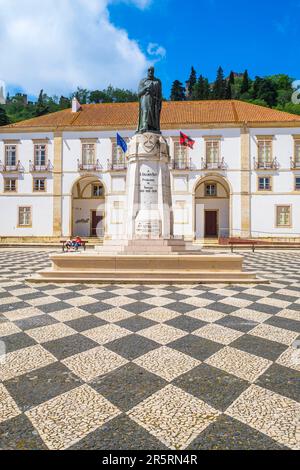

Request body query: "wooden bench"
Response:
[60, 239, 88, 253]
[220, 238, 300, 253]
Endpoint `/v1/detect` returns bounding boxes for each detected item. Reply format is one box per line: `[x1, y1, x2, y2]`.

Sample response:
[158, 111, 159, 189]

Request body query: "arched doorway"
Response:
[71, 176, 106, 238]
[194, 175, 231, 239]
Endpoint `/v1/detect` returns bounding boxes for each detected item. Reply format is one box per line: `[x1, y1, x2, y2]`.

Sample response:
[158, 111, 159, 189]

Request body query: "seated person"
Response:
[72, 236, 83, 251]
[65, 239, 73, 251]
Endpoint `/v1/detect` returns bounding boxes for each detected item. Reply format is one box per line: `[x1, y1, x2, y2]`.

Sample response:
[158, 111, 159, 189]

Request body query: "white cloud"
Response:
[147, 42, 166, 59]
[0, 0, 154, 96]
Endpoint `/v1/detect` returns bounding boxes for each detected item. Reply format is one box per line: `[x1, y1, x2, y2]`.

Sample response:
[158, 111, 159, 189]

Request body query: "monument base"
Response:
[28, 251, 266, 284]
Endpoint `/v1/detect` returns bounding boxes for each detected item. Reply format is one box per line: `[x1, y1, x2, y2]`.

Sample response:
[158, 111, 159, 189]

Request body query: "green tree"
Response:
[192, 75, 210, 100]
[212, 66, 226, 99]
[0, 106, 10, 126]
[59, 96, 71, 109]
[170, 80, 186, 101]
[35, 89, 49, 116]
[240, 70, 250, 94]
[186, 66, 197, 98]
[74, 87, 90, 104]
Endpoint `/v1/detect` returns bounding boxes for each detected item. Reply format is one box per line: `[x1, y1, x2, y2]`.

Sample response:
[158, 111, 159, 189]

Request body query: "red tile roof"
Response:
[3, 100, 300, 130]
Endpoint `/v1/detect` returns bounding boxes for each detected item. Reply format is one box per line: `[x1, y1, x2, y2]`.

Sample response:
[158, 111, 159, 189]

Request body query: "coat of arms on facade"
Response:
[142, 133, 158, 154]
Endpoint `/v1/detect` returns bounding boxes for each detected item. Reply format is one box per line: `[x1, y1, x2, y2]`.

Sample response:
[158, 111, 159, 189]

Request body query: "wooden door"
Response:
[91, 211, 104, 237]
[205, 211, 218, 237]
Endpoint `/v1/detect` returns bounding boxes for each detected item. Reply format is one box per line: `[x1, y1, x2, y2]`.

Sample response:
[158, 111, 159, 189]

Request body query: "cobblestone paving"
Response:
[0, 249, 299, 450]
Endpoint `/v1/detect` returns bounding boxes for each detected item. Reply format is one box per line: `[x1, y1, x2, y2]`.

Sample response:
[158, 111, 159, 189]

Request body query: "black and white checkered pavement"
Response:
[0, 249, 299, 450]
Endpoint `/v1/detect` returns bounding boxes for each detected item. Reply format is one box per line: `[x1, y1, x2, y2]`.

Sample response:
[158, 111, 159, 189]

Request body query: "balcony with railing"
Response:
[107, 159, 127, 171]
[254, 157, 279, 170]
[77, 159, 102, 172]
[201, 157, 226, 170]
[0, 161, 24, 173]
[290, 157, 300, 170]
[170, 158, 192, 170]
[29, 161, 53, 172]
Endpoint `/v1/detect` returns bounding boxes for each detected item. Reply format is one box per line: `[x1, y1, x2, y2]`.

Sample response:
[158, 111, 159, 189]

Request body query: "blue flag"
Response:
[117, 133, 127, 153]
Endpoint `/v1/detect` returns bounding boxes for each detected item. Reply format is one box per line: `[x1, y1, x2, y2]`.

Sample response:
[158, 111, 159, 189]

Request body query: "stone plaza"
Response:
[0, 248, 299, 450]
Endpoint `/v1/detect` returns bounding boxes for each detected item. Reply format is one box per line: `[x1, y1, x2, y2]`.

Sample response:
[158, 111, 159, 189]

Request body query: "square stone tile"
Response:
[219, 297, 253, 308]
[65, 315, 106, 332]
[63, 297, 98, 307]
[169, 334, 223, 361]
[26, 296, 59, 307]
[249, 302, 281, 315]
[216, 315, 258, 333]
[117, 316, 156, 333]
[186, 308, 226, 323]
[207, 302, 238, 314]
[230, 308, 272, 323]
[230, 334, 286, 362]
[26, 384, 120, 450]
[121, 302, 153, 314]
[110, 287, 140, 296]
[193, 324, 243, 345]
[106, 334, 159, 361]
[134, 346, 200, 382]
[188, 414, 287, 450]
[1, 332, 37, 354]
[0, 322, 21, 337]
[91, 363, 166, 411]
[82, 324, 131, 345]
[95, 308, 134, 323]
[266, 315, 300, 333]
[140, 307, 180, 323]
[276, 347, 300, 371]
[164, 302, 197, 314]
[127, 384, 220, 450]
[249, 323, 299, 346]
[0, 301, 31, 314]
[0, 384, 21, 424]
[43, 333, 98, 360]
[0, 345, 56, 381]
[3, 307, 43, 321]
[138, 324, 187, 345]
[174, 363, 249, 412]
[256, 363, 300, 402]
[62, 346, 128, 382]
[226, 384, 300, 449]
[180, 297, 214, 308]
[143, 288, 171, 297]
[4, 362, 83, 410]
[205, 346, 272, 382]
[256, 297, 291, 308]
[102, 296, 136, 307]
[48, 307, 89, 322]
[14, 314, 58, 331]
[276, 309, 300, 322]
[26, 323, 76, 344]
[140, 296, 175, 307]
[166, 315, 206, 333]
[37, 301, 72, 314]
[0, 414, 48, 450]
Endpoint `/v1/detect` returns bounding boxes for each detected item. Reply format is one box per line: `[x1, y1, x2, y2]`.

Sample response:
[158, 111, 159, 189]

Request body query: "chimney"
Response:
[72, 97, 81, 113]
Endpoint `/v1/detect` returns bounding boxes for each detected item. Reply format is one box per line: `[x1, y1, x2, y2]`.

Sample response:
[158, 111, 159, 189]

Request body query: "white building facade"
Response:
[0, 100, 300, 242]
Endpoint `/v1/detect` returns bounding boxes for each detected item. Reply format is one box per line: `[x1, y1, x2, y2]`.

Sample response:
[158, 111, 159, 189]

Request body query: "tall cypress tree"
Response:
[225, 81, 232, 99]
[186, 66, 197, 98]
[170, 80, 186, 101]
[213, 66, 226, 99]
[193, 75, 210, 100]
[228, 71, 235, 86]
[0, 106, 10, 126]
[241, 70, 250, 94]
[35, 89, 49, 116]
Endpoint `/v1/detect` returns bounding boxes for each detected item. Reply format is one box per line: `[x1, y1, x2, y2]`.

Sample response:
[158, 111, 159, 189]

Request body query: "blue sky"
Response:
[0, 0, 299, 99]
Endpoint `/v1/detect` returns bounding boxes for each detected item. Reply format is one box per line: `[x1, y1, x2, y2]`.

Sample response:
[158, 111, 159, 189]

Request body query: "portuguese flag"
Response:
[180, 132, 195, 149]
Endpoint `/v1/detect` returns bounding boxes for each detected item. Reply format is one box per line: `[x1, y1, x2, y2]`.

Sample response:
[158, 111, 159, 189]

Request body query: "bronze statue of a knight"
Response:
[137, 66, 162, 134]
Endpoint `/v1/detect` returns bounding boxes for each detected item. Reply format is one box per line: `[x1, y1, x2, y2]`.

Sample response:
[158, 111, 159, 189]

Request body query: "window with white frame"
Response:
[258, 140, 272, 166]
[276, 206, 291, 227]
[205, 183, 217, 197]
[5, 145, 17, 167]
[174, 141, 188, 169]
[295, 140, 300, 165]
[18, 207, 32, 226]
[33, 178, 46, 192]
[92, 184, 104, 197]
[112, 142, 126, 168]
[4, 178, 16, 192]
[206, 140, 220, 166]
[82, 143, 95, 166]
[34, 144, 47, 167]
[258, 176, 271, 190]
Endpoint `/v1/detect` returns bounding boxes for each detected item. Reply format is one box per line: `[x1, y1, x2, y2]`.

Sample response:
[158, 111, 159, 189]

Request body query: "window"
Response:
[258, 177, 271, 191]
[257, 140, 272, 167]
[34, 144, 47, 167]
[206, 141, 220, 166]
[5, 145, 17, 167]
[174, 141, 188, 169]
[33, 178, 46, 192]
[82, 143, 95, 166]
[18, 207, 31, 227]
[93, 184, 103, 197]
[112, 142, 126, 169]
[205, 183, 217, 197]
[295, 140, 300, 167]
[295, 177, 300, 191]
[4, 179, 16, 192]
[276, 206, 291, 227]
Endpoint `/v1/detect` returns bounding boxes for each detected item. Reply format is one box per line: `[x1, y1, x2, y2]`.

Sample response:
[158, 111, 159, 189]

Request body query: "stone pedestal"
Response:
[126, 132, 172, 240]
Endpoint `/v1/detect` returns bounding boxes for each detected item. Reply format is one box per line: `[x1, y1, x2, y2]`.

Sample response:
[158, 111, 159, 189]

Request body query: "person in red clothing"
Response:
[72, 236, 83, 251]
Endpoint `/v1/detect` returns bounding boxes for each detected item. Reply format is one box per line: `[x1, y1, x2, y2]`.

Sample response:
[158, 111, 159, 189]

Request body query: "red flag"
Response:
[180, 132, 195, 149]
